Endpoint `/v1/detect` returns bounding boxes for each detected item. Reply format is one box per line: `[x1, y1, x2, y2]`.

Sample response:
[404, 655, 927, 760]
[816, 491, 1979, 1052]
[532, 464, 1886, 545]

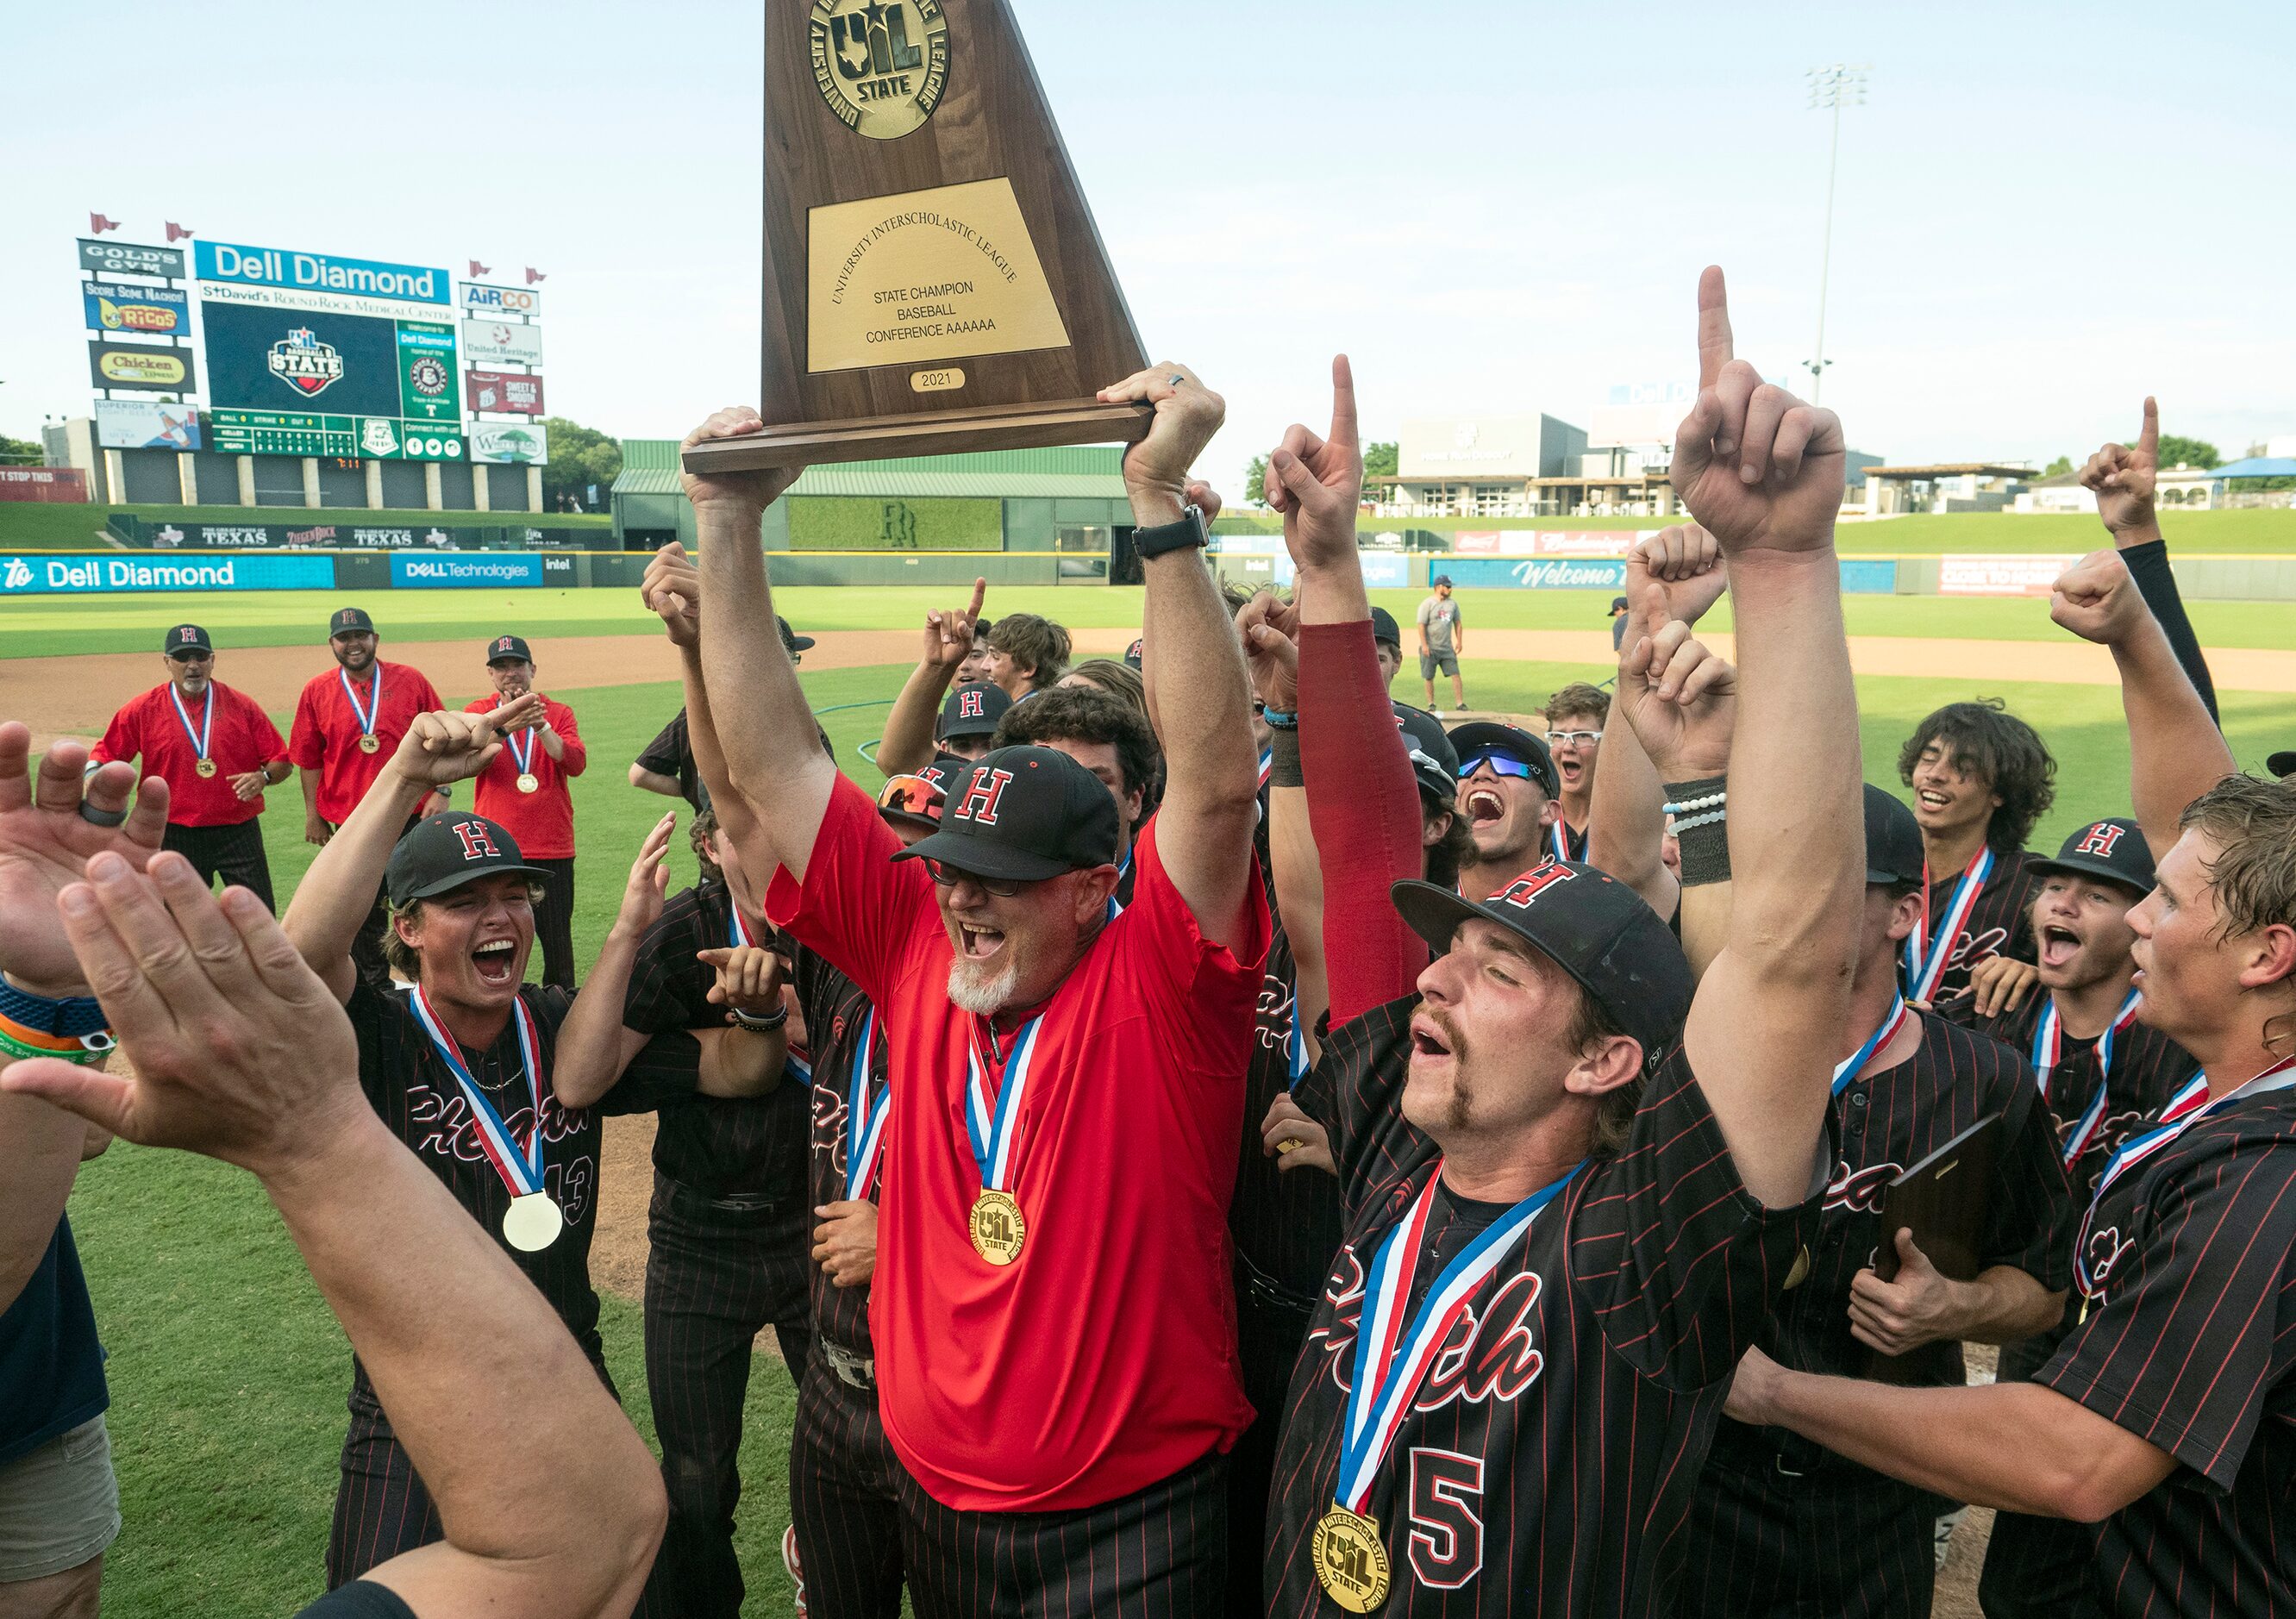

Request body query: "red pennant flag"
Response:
[469, 259, 491, 277]
[525, 266, 547, 284]
[166, 222, 194, 242]
[89, 212, 120, 234]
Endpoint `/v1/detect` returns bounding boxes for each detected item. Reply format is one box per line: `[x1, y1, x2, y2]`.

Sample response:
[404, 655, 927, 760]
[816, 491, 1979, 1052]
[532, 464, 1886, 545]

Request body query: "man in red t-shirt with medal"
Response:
[91, 622, 290, 909]
[288, 608, 445, 985]
[678, 360, 1267, 1611]
[462, 634, 586, 989]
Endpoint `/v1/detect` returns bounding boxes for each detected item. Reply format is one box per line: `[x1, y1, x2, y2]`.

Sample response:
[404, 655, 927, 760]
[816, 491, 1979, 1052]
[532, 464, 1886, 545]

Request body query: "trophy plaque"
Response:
[683, 0, 1153, 474]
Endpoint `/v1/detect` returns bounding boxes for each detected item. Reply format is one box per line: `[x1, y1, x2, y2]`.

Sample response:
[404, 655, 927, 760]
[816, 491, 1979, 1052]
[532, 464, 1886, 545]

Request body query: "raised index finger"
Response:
[1329, 354, 1358, 453]
[967, 577, 986, 619]
[1696, 266, 1735, 391]
[2138, 396, 2159, 458]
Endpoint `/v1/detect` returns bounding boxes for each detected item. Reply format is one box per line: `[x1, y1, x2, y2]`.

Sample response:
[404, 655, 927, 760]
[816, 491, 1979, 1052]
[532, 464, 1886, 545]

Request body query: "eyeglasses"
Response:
[166, 650, 212, 664]
[1459, 749, 1542, 782]
[922, 856, 1025, 898]
[1545, 730, 1603, 747]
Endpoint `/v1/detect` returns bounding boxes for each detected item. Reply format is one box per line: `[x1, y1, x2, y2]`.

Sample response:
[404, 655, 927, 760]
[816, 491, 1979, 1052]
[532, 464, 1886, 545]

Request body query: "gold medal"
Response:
[968, 1188, 1025, 1266]
[1312, 1506, 1390, 1611]
[194, 758, 217, 778]
[1782, 1244, 1811, 1291]
[359, 734, 380, 754]
[502, 1192, 564, 1253]
[516, 772, 540, 794]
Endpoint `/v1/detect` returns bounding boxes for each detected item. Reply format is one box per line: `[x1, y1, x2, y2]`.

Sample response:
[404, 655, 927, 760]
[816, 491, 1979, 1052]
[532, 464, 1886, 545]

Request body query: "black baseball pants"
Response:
[787, 1347, 907, 1619]
[1678, 1438, 1938, 1619]
[530, 856, 576, 990]
[898, 1446, 1229, 1619]
[327, 1384, 669, 1617]
[641, 1178, 813, 1619]
[162, 818, 275, 912]
[1224, 1265, 1316, 1618]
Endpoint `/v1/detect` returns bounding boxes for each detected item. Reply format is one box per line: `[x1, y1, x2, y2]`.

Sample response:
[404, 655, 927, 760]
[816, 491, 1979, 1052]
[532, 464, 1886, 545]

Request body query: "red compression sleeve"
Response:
[1300, 620, 1429, 1024]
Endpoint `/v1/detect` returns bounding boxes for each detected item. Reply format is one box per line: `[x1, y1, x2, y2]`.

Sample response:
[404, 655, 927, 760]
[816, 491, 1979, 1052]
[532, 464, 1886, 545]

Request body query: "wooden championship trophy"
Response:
[682, 0, 1153, 474]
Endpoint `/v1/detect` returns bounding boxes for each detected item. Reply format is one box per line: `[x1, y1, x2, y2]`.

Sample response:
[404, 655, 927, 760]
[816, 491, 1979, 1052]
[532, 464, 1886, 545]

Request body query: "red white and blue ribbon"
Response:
[1286, 976, 1311, 1084]
[1105, 847, 1133, 923]
[1834, 994, 1911, 1096]
[502, 703, 538, 777]
[1549, 817, 1572, 866]
[339, 666, 383, 743]
[1904, 845, 1994, 1002]
[2073, 1056, 2296, 1298]
[966, 1012, 1044, 1195]
[410, 984, 546, 1199]
[2032, 988, 2143, 1169]
[1257, 747, 1273, 790]
[1333, 1161, 1581, 1515]
[845, 1006, 889, 1199]
[168, 683, 213, 766]
[727, 900, 754, 951]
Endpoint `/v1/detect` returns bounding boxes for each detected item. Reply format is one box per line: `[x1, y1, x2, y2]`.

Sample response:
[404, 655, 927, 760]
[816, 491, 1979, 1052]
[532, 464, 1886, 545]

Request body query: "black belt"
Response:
[656, 1176, 798, 1225]
[1234, 1247, 1318, 1322]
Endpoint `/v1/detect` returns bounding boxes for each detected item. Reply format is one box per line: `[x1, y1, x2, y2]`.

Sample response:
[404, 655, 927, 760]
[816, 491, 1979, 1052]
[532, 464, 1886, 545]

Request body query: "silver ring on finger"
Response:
[1167, 373, 1186, 387]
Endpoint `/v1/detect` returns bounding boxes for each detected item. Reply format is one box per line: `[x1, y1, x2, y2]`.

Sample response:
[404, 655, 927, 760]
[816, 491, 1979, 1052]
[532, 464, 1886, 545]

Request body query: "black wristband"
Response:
[1269, 727, 1304, 788]
[1662, 774, 1730, 887]
[1133, 503, 1208, 559]
[729, 1003, 788, 1032]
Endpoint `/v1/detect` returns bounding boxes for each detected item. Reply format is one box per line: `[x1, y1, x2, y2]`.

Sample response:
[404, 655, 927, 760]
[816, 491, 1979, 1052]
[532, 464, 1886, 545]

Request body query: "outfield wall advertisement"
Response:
[193, 241, 450, 305]
[84, 281, 190, 336]
[96, 401, 203, 451]
[0, 554, 334, 596]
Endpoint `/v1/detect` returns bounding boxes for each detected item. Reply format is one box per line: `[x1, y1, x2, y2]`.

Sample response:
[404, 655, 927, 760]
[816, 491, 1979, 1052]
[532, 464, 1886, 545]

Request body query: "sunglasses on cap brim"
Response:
[1458, 748, 1542, 782]
[876, 775, 947, 823]
[1408, 748, 1456, 795]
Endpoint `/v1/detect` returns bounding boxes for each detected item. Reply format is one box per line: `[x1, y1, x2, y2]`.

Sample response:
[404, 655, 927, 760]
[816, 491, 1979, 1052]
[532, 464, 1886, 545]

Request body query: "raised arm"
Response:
[876, 580, 986, 778]
[1671, 267, 1862, 1210]
[2080, 397, 2219, 722]
[2, 856, 664, 1619]
[2049, 549, 2236, 861]
[1095, 363, 1259, 955]
[1588, 525, 1730, 922]
[551, 811, 677, 1110]
[281, 700, 540, 1003]
[0, 725, 169, 1310]
[1267, 356, 1428, 1016]
[1238, 592, 1328, 1047]
[677, 415, 829, 882]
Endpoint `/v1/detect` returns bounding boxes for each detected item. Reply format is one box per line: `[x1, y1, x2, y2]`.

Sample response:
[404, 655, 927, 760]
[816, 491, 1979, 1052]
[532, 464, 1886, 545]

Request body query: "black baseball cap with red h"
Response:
[892, 745, 1118, 884]
[386, 812, 552, 908]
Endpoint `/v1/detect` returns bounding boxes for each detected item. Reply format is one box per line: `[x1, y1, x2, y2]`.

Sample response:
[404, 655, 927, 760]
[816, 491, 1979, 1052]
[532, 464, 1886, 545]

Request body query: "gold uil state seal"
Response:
[810, 0, 949, 140]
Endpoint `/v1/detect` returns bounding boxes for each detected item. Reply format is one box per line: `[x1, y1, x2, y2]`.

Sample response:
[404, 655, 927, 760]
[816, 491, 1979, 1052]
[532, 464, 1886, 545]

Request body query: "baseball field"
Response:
[9, 578, 2294, 1616]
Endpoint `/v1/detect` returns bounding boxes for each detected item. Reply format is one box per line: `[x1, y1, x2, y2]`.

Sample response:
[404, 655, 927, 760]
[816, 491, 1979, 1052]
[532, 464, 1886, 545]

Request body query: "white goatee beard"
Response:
[947, 954, 1021, 1016]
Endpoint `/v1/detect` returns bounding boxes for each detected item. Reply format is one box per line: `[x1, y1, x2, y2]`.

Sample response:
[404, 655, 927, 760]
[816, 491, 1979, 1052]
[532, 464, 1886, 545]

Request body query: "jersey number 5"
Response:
[1407, 1447, 1485, 1590]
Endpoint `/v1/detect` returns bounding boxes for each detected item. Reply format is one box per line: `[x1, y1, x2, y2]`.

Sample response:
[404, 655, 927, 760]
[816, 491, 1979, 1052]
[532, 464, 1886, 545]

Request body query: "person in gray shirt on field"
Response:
[1416, 574, 1467, 711]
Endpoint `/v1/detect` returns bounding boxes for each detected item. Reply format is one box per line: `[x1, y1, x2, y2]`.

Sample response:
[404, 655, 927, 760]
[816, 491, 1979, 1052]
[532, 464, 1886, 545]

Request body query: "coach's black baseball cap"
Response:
[2027, 817, 2155, 897]
[2268, 750, 2296, 779]
[1448, 721, 1560, 797]
[939, 681, 1011, 741]
[778, 616, 815, 656]
[485, 634, 532, 666]
[892, 745, 1119, 883]
[163, 623, 212, 656]
[328, 607, 375, 638]
[385, 812, 552, 908]
[1863, 785, 1927, 887]
[1393, 703, 1460, 803]
[1392, 860, 1693, 1059]
[1369, 606, 1402, 649]
[1432, 574, 1454, 589]
[1609, 596, 1630, 615]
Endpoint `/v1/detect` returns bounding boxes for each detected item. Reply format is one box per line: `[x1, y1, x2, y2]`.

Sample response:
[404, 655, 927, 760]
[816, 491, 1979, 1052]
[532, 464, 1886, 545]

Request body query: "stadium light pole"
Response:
[1804, 64, 1868, 406]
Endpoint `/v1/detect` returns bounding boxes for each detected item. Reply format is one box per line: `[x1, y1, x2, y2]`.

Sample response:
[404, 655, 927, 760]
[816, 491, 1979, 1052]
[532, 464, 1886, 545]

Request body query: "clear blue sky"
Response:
[5, 0, 2292, 487]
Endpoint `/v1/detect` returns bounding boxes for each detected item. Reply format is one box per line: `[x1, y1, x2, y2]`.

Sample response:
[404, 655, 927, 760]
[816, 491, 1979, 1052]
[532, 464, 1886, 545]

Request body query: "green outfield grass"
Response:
[6, 579, 2291, 660]
[0, 501, 616, 551]
[57, 639, 2296, 1614]
[1216, 507, 2296, 554]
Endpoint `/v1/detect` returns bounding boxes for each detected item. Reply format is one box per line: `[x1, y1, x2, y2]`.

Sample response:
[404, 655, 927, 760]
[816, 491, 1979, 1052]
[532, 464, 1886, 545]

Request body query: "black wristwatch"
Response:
[1133, 503, 1209, 559]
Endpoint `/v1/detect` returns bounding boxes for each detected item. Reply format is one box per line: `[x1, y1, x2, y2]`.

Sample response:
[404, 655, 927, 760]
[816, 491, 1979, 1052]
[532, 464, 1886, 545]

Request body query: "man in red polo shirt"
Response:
[91, 622, 291, 910]
[462, 634, 586, 988]
[288, 607, 445, 985]
[677, 359, 1264, 1612]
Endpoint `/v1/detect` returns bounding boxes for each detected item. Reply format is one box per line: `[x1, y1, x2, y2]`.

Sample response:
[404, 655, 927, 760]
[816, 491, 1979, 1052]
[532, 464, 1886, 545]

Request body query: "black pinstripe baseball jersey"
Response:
[341, 978, 696, 1401]
[1266, 996, 1821, 1616]
[1947, 989, 2201, 1204]
[2037, 1076, 2296, 1616]
[1680, 1011, 2075, 1618]
[1229, 902, 1342, 1300]
[1908, 847, 2043, 1004]
[620, 880, 809, 1203]
[795, 942, 883, 1355]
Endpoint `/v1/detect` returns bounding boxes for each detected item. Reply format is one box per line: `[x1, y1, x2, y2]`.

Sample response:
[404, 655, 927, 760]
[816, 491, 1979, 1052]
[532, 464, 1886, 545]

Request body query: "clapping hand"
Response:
[1671, 268, 1845, 557]
[614, 813, 677, 938]
[0, 724, 168, 995]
